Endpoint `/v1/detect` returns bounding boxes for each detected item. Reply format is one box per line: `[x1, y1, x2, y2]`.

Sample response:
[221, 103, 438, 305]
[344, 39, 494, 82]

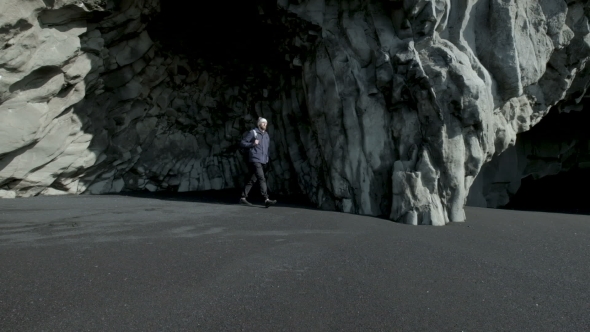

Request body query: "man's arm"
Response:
[266, 135, 270, 163]
[240, 130, 256, 148]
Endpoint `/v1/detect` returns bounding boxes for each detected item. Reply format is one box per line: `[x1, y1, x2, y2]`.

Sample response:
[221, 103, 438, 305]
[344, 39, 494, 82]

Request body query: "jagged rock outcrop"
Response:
[1, 0, 590, 225]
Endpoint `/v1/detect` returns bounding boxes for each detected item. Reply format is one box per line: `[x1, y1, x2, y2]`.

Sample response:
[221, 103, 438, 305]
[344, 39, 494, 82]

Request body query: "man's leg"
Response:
[253, 162, 268, 199]
[242, 164, 258, 197]
[255, 163, 276, 207]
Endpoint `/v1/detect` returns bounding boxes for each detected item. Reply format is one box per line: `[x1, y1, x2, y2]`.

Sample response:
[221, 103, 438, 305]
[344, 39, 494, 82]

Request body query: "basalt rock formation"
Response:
[2, 0, 590, 225]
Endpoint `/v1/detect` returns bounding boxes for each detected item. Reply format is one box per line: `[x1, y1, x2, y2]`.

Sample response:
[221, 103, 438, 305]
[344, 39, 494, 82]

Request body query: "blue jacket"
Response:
[240, 128, 270, 164]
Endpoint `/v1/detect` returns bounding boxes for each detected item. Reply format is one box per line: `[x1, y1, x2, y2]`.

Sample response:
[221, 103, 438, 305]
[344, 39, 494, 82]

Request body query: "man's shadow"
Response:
[116, 188, 318, 211]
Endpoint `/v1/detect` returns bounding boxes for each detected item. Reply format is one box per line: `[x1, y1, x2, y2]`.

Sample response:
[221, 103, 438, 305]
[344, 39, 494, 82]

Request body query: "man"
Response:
[240, 117, 277, 207]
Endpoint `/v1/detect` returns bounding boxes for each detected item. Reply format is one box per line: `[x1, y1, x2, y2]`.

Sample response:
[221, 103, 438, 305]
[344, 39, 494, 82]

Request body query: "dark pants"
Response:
[242, 162, 268, 200]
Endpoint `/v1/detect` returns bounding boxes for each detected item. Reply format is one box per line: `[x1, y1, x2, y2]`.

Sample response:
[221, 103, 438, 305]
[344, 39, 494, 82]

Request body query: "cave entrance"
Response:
[146, 0, 288, 74]
[503, 169, 590, 214]
[139, 0, 312, 204]
[502, 100, 590, 214]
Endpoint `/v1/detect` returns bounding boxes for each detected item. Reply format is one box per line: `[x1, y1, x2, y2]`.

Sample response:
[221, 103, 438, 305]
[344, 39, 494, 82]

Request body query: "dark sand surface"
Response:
[1, 194, 589, 331]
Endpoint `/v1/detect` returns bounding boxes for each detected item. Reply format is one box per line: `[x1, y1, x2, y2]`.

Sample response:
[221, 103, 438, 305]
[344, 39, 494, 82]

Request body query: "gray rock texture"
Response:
[1, 0, 590, 224]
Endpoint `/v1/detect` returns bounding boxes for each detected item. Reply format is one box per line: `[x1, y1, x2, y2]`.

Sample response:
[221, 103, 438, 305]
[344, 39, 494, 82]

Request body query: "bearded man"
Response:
[239, 117, 277, 207]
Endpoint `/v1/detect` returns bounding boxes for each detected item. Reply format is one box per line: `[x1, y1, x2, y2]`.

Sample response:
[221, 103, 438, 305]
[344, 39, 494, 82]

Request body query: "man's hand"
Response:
[254, 139, 260, 145]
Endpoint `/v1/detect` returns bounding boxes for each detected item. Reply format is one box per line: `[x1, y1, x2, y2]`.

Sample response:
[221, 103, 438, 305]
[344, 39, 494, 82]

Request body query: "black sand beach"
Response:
[1, 194, 589, 331]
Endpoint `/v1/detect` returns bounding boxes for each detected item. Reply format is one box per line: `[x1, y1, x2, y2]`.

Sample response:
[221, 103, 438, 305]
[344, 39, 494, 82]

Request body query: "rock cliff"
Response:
[1, 0, 590, 225]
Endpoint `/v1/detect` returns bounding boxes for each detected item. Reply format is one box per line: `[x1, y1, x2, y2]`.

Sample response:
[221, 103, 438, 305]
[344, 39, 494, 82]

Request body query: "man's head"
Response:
[258, 117, 268, 131]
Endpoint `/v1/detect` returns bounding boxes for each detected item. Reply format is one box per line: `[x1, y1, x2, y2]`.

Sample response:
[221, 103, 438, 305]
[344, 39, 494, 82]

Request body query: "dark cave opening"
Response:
[503, 169, 590, 214]
[503, 103, 590, 214]
[146, 0, 294, 77]
[139, 0, 314, 205]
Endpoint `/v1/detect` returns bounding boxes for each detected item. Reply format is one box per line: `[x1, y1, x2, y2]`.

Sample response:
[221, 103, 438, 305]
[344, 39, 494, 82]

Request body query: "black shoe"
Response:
[264, 199, 276, 208]
[240, 197, 252, 206]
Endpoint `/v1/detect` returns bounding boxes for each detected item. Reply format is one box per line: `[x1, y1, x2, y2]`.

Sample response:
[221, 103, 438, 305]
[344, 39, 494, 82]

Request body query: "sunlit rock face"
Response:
[1, 0, 590, 225]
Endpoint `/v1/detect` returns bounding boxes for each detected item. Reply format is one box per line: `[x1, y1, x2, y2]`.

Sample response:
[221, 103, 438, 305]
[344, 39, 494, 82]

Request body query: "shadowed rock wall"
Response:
[2, 0, 590, 225]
